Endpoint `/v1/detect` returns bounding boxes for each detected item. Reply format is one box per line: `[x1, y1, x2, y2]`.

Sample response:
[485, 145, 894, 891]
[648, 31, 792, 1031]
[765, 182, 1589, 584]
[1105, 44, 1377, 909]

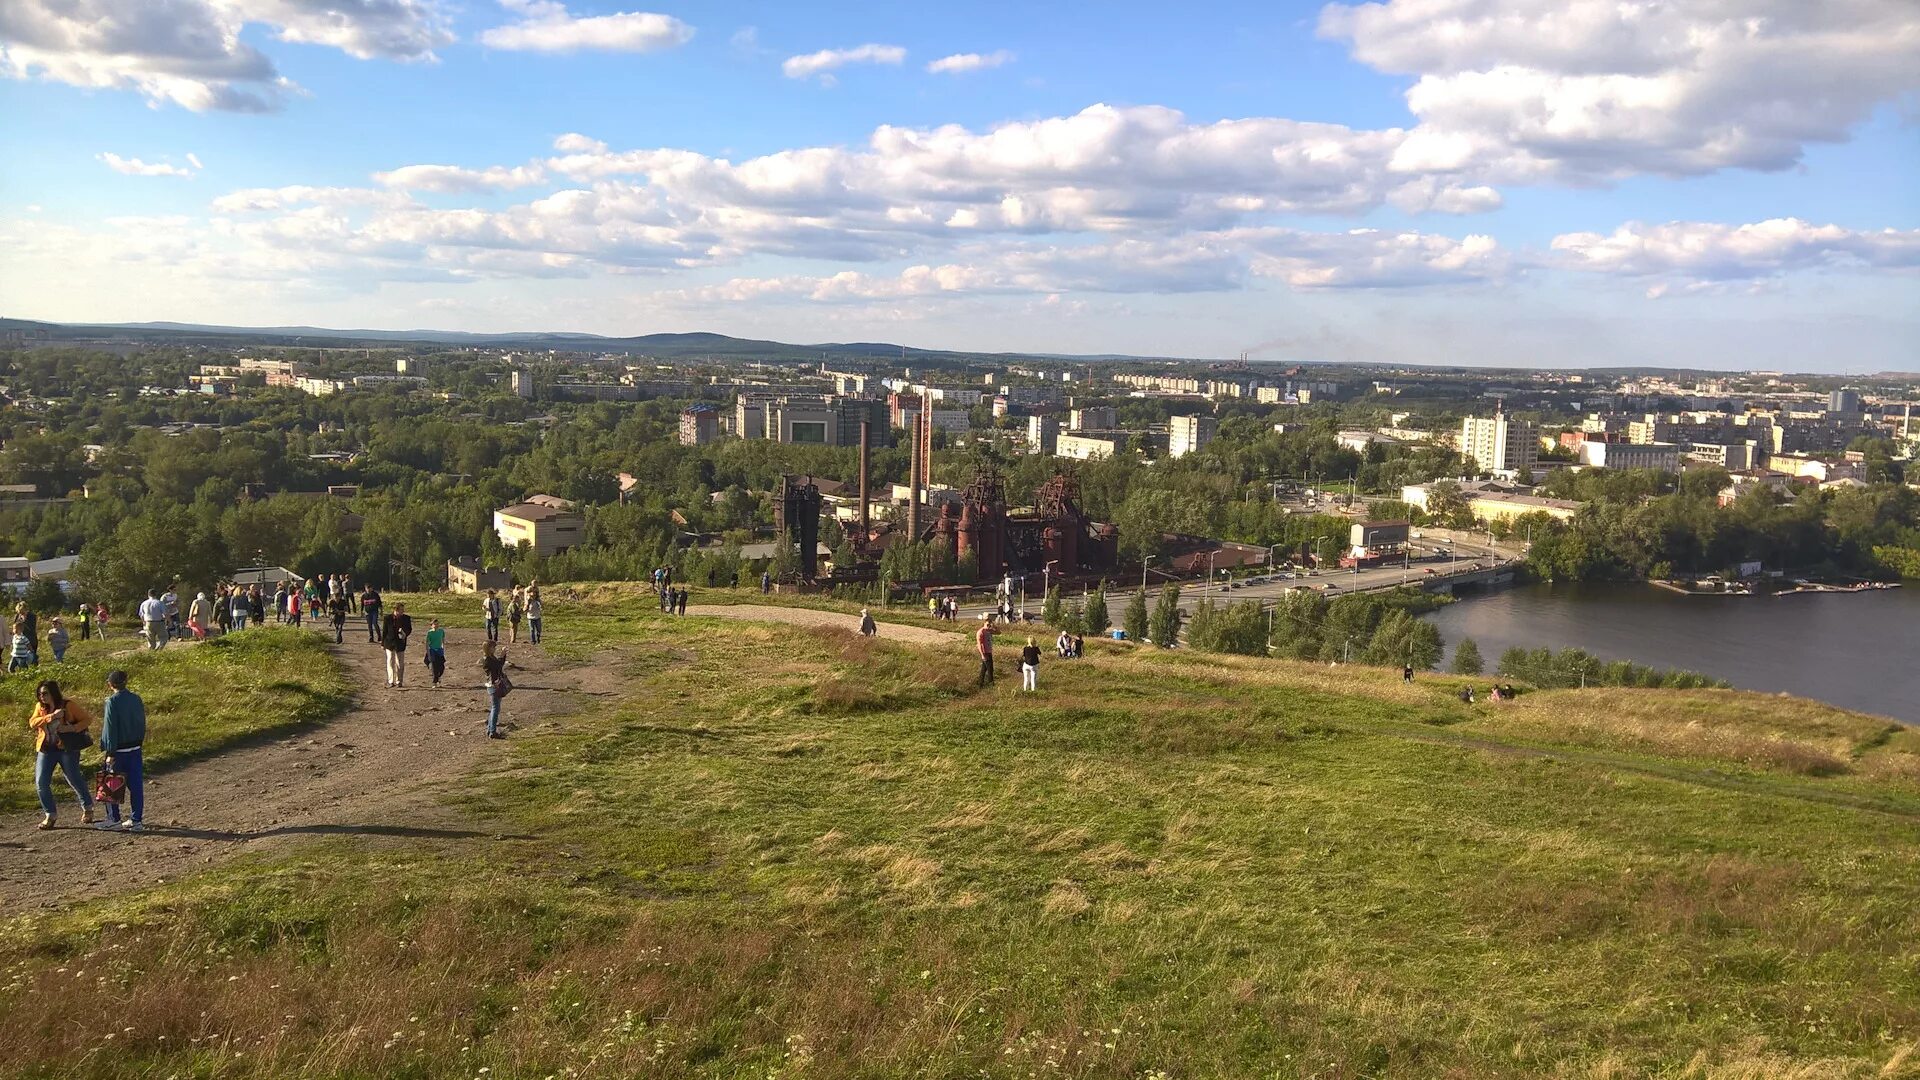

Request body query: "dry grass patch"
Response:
[1041, 880, 1092, 919]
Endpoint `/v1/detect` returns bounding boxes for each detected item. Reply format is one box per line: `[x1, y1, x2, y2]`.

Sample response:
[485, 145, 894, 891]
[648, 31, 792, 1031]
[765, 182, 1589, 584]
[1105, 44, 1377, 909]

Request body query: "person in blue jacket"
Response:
[98, 669, 146, 831]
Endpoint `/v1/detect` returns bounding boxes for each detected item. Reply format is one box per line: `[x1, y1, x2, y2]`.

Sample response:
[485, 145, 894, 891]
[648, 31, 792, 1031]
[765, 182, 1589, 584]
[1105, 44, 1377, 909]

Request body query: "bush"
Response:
[1083, 587, 1110, 635]
[1122, 589, 1148, 643]
[1148, 583, 1182, 647]
[1451, 637, 1484, 675]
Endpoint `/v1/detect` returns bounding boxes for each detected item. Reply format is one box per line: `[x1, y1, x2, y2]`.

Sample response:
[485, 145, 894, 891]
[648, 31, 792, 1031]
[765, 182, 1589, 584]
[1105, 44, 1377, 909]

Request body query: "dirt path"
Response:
[696, 604, 962, 647]
[0, 629, 615, 911]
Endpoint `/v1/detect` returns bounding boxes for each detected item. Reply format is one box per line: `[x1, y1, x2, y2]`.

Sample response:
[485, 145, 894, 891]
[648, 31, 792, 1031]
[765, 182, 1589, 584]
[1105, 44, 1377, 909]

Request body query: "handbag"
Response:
[60, 728, 93, 752]
[491, 673, 514, 700]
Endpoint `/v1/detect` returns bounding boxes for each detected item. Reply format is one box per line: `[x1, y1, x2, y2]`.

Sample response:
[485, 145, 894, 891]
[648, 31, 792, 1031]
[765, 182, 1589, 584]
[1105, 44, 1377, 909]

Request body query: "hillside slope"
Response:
[2, 594, 1916, 1078]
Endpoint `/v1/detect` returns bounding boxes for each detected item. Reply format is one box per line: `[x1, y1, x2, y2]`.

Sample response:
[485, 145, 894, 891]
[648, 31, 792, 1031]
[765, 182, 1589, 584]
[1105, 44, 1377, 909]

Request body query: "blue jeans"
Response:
[232, 613, 248, 630]
[485, 687, 502, 736]
[528, 618, 542, 643]
[485, 618, 499, 642]
[106, 747, 143, 824]
[52, 646, 65, 662]
[365, 611, 380, 641]
[8, 656, 28, 672]
[35, 748, 91, 818]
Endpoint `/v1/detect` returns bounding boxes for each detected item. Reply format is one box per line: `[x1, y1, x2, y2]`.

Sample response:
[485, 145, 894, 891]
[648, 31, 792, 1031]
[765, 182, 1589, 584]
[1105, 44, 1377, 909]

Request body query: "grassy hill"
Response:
[3, 593, 1916, 1078]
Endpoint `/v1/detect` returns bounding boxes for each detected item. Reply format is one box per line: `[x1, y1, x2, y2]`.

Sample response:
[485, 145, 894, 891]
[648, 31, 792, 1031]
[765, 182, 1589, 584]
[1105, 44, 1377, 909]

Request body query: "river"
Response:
[1424, 582, 1920, 724]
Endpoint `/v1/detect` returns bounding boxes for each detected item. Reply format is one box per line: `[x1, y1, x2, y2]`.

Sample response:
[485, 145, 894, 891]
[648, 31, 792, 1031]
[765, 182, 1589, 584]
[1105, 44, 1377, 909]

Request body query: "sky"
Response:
[1, 0, 1917, 371]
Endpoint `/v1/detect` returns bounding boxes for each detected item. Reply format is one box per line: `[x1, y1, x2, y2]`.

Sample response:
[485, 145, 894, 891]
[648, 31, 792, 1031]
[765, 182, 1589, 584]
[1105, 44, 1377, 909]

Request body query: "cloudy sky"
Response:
[2, 0, 1916, 370]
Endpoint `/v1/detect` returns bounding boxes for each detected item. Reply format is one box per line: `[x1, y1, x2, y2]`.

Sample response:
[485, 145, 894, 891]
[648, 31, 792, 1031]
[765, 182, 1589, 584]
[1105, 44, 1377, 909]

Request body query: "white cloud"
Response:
[782, 43, 906, 81]
[1320, 0, 1920, 180]
[0, 0, 448, 111]
[926, 50, 1013, 74]
[374, 162, 548, 192]
[99, 152, 197, 178]
[1551, 218, 1920, 282]
[186, 152, 205, 170]
[479, 0, 692, 53]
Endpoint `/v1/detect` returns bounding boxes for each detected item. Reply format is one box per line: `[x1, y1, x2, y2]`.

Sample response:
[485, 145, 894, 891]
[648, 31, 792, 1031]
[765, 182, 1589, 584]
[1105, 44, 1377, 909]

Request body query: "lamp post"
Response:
[1142, 555, 1156, 593]
[1206, 551, 1218, 598]
[1043, 559, 1059, 609]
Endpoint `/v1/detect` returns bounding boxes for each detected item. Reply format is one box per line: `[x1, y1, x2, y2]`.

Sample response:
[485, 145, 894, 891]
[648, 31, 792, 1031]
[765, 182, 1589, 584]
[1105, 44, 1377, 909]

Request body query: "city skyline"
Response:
[3, 0, 1918, 371]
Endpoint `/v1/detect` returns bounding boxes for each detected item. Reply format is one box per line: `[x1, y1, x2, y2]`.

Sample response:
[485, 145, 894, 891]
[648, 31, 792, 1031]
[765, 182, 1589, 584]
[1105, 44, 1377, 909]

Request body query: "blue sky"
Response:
[2, 0, 1916, 370]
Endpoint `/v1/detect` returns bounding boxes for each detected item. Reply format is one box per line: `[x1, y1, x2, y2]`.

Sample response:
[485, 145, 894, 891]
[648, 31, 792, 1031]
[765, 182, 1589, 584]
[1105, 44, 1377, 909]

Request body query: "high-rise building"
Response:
[510, 370, 535, 399]
[1069, 405, 1116, 431]
[1026, 414, 1058, 454]
[1830, 389, 1862, 415]
[734, 393, 886, 447]
[679, 404, 721, 446]
[1460, 408, 1539, 477]
[1168, 415, 1217, 459]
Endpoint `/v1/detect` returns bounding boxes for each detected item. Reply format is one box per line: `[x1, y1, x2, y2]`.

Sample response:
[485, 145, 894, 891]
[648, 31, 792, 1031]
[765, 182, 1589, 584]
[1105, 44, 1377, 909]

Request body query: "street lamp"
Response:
[1206, 551, 1218, 598]
[1043, 559, 1059, 606]
[1142, 554, 1156, 593]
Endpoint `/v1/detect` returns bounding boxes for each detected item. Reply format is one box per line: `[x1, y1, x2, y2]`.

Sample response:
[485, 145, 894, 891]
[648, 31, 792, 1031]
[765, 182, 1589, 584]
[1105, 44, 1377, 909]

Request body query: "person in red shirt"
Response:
[975, 616, 998, 688]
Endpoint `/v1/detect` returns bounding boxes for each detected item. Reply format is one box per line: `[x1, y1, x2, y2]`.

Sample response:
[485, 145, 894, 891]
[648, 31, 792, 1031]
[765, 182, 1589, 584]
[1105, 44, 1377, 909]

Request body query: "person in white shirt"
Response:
[160, 587, 180, 641]
[138, 590, 167, 650]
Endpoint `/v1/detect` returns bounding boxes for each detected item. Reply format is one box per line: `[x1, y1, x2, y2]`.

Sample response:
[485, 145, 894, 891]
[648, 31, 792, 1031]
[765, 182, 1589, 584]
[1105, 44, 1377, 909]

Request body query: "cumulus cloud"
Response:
[99, 152, 198, 178]
[479, 0, 692, 53]
[782, 43, 906, 81]
[374, 162, 548, 192]
[1320, 0, 1920, 180]
[1551, 218, 1920, 283]
[926, 50, 1013, 74]
[0, 0, 447, 111]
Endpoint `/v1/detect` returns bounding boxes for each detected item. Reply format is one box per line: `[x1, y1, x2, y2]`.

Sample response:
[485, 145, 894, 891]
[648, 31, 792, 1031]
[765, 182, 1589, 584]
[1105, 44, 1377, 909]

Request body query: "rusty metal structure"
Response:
[775, 474, 823, 581]
[934, 466, 1118, 584]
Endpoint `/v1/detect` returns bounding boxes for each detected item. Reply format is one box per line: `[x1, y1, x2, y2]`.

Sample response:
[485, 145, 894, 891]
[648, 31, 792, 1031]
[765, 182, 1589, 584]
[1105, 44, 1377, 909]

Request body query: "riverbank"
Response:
[1425, 582, 1920, 724]
[1650, 578, 1903, 597]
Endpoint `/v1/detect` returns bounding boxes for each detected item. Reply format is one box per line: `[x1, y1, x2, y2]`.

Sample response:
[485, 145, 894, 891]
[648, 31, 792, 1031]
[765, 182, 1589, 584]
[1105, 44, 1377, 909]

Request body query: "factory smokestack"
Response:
[858, 418, 871, 542]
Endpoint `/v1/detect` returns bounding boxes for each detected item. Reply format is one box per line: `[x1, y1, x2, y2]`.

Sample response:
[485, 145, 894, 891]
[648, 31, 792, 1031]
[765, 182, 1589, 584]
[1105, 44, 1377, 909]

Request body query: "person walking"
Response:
[380, 602, 412, 688]
[479, 641, 509, 739]
[424, 618, 447, 687]
[46, 618, 68, 662]
[526, 593, 543, 644]
[28, 679, 95, 830]
[675, 588, 688, 616]
[1020, 636, 1042, 692]
[482, 589, 502, 643]
[18, 603, 38, 666]
[859, 608, 877, 636]
[760, 570, 771, 595]
[98, 669, 145, 831]
[361, 584, 383, 644]
[78, 603, 92, 642]
[976, 616, 997, 688]
[328, 592, 347, 644]
[138, 590, 167, 650]
[246, 585, 265, 629]
[508, 588, 524, 644]
[213, 586, 231, 635]
[271, 583, 288, 625]
[161, 585, 180, 642]
[286, 582, 303, 627]
[95, 601, 111, 640]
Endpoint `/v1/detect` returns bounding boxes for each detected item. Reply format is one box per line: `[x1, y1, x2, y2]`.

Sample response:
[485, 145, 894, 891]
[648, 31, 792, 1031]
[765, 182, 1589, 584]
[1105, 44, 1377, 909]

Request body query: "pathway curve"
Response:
[0, 629, 612, 910]
[696, 604, 961, 647]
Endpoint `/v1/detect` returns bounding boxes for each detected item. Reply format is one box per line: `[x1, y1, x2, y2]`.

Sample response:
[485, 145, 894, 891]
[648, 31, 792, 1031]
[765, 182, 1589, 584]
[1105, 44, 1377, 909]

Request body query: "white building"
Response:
[1168, 415, 1217, 459]
[1069, 405, 1116, 431]
[1577, 441, 1681, 472]
[1056, 433, 1125, 460]
[1460, 409, 1538, 478]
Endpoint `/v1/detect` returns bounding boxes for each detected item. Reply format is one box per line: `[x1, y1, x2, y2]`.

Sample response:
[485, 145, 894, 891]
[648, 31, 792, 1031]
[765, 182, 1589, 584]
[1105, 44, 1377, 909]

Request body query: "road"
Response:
[945, 535, 1519, 628]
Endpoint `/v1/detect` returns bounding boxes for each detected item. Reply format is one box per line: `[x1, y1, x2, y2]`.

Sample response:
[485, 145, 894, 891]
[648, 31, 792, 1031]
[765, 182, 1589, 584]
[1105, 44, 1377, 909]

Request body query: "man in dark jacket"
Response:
[99, 670, 146, 831]
[362, 586, 384, 644]
[380, 603, 413, 688]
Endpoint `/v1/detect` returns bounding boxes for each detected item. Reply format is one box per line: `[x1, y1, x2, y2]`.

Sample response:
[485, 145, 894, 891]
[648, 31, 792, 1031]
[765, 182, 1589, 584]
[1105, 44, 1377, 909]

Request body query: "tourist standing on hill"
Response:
[508, 587, 524, 644]
[138, 590, 167, 650]
[526, 591, 543, 644]
[1020, 636, 1041, 692]
[99, 669, 145, 831]
[328, 591, 347, 643]
[479, 641, 509, 739]
[1403, 664, 1415, 684]
[380, 602, 413, 688]
[188, 591, 213, 639]
[95, 601, 111, 640]
[360, 584, 382, 644]
[77, 604, 91, 642]
[675, 588, 688, 616]
[10, 620, 34, 672]
[46, 618, 68, 662]
[286, 582, 303, 627]
[761, 570, 771, 594]
[161, 585, 180, 641]
[424, 618, 447, 687]
[859, 608, 877, 636]
[29, 679, 94, 830]
[271, 583, 288, 624]
[246, 585, 265, 629]
[976, 616, 997, 687]
[482, 589, 502, 643]
[17, 603, 38, 665]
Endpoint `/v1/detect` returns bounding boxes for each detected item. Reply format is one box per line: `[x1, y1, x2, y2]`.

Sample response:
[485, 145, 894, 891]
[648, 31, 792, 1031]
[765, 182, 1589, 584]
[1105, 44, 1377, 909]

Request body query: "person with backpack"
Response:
[1020, 636, 1042, 692]
[28, 679, 95, 830]
[479, 641, 510, 739]
[380, 602, 413, 688]
[98, 669, 145, 831]
[424, 618, 447, 687]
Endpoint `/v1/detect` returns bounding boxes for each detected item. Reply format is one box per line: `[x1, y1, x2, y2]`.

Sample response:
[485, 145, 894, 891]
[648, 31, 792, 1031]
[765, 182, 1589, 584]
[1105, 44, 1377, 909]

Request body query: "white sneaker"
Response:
[121, 820, 143, 832]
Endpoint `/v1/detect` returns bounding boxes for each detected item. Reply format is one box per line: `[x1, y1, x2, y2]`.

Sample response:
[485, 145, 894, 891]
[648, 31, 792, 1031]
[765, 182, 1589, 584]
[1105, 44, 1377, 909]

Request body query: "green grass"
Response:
[3, 605, 1918, 1078]
[0, 627, 352, 813]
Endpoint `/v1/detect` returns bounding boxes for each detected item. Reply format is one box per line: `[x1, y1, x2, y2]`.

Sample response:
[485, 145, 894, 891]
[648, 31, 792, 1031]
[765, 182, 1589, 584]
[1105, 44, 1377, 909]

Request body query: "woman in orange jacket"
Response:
[28, 679, 95, 830]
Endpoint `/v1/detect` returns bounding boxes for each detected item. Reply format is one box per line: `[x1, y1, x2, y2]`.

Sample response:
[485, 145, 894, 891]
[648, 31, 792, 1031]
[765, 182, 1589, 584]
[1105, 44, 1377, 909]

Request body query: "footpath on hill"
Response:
[696, 603, 960, 646]
[0, 628, 617, 911]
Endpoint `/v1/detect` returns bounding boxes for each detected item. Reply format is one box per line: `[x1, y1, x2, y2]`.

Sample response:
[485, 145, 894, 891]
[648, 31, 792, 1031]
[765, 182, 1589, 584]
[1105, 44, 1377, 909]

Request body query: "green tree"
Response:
[1083, 587, 1110, 636]
[72, 506, 231, 609]
[1042, 584, 1064, 627]
[1148, 583, 1182, 646]
[23, 576, 66, 615]
[1123, 589, 1149, 643]
[1451, 637, 1485, 675]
